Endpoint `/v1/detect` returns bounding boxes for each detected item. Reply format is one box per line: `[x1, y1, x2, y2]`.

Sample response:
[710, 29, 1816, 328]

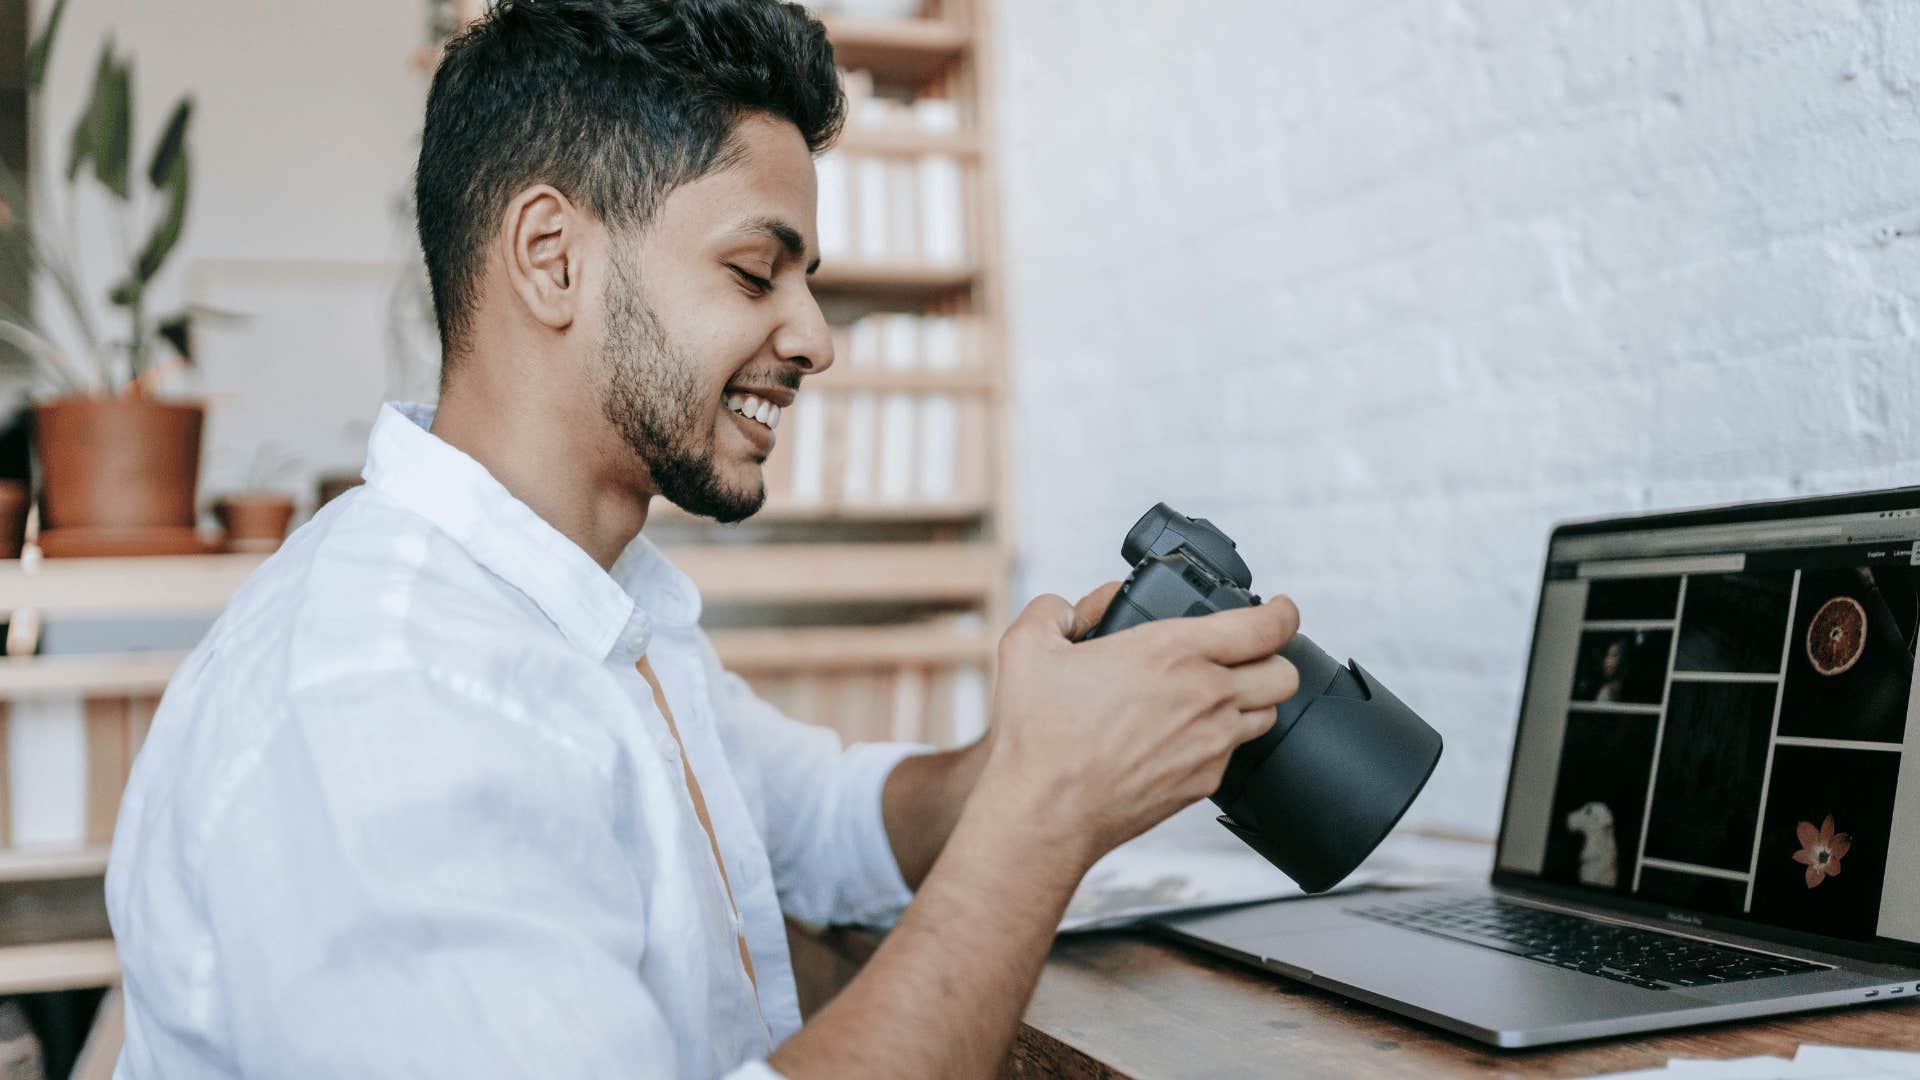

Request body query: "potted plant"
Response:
[0, 0, 208, 556]
[214, 443, 300, 553]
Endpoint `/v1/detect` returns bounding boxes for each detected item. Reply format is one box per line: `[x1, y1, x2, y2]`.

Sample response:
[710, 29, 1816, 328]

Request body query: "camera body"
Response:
[1084, 504, 1444, 893]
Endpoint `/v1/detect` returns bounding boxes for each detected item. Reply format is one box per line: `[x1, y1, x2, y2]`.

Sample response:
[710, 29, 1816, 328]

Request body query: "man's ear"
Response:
[501, 184, 583, 332]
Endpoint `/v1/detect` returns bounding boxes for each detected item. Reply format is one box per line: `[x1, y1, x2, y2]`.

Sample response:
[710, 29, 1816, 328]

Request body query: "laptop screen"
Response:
[1495, 490, 1920, 953]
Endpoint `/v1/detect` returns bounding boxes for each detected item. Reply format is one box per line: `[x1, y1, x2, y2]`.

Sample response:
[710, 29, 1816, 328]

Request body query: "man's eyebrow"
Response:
[734, 216, 820, 275]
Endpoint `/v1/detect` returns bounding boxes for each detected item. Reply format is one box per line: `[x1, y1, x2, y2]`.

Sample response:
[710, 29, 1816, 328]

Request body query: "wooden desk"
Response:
[789, 918, 1920, 1079]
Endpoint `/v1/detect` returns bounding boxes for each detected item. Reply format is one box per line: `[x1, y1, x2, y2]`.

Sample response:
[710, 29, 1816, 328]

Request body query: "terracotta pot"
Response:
[0, 479, 26, 559]
[215, 491, 297, 553]
[33, 395, 204, 531]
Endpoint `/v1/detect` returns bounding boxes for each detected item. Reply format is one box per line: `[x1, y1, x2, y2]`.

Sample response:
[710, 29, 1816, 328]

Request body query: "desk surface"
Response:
[791, 921, 1920, 1080]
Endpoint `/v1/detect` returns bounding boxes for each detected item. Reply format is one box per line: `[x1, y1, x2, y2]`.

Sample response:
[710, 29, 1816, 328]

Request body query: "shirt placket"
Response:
[633, 652, 758, 995]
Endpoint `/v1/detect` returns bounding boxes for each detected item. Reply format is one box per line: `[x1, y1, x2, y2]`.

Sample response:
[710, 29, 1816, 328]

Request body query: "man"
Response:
[105, 1, 1300, 1075]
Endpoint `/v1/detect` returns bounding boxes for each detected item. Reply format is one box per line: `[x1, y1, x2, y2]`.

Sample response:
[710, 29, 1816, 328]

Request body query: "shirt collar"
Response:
[361, 402, 701, 662]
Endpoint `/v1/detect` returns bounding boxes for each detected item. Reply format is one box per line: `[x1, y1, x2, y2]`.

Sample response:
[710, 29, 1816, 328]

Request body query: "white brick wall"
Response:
[994, 1, 1920, 834]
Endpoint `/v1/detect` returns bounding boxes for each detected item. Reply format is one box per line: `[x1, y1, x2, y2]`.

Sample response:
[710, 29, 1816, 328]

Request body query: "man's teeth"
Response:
[725, 393, 782, 431]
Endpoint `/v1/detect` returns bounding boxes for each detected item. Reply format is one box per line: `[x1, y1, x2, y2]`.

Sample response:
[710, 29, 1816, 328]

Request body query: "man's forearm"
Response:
[880, 737, 991, 889]
[771, 768, 1088, 1079]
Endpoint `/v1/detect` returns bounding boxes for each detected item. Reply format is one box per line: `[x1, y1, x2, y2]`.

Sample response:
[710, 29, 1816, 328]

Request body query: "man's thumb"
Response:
[1008, 593, 1081, 646]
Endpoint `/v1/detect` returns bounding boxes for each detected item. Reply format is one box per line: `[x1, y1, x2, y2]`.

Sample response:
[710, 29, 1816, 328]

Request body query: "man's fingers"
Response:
[1234, 706, 1278, 743]
[1229, 653, 1299, 710]
[1006, 592, 1081, 647]
[1068, 581, 1124, 641]
[1153, 594, 1301, 666]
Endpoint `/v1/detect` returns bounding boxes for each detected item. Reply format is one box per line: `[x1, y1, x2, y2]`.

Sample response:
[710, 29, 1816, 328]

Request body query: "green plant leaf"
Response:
[132, 151, 188, 286]
[148, 98, 193, 188]
[156, 311, 193, 363]
[25, 0, 68, 95]
[65, 42, 114, 184]
[95, 53, 133, 199]
[108, 277, 139, 306]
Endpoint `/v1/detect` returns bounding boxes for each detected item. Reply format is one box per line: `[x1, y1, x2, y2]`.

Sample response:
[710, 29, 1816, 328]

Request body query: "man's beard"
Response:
[596, 253, 764, 524]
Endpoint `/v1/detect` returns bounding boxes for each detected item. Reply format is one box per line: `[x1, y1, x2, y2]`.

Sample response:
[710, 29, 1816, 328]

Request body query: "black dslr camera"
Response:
[1084, 504, 1444, 893]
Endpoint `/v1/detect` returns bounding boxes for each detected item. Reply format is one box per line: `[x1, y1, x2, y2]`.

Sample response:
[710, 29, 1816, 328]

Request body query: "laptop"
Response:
[1154, 486, 1920, 1047]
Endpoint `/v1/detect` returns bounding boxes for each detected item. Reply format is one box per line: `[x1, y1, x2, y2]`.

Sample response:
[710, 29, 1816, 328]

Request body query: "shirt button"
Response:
[655, 735, 679, 762]
[618, 609, 652, 655]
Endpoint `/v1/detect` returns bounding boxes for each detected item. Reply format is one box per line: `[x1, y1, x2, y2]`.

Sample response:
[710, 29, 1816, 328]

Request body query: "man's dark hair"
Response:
[415, 0, 844, 364]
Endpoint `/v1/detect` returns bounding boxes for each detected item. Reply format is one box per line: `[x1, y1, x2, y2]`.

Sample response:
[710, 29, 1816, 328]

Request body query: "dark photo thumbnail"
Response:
[1749, 745, 1900, 942]
[1541, 710, 1659, 892]
[1778, 566, 1920, 745]
[1642, 682, 1774, 872]
[1585, 576, 1682, 622]
[1636, 866, 1746, 917]
[1571, 629, 1671, 705]
[1675, 572, 1794, 674]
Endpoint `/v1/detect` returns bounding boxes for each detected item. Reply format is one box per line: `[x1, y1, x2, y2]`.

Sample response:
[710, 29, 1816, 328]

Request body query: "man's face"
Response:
[591, 113, 833, 523]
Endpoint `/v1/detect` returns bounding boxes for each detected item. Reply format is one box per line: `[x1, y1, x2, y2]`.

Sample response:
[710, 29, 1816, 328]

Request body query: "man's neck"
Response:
[429, 371, 652, 571]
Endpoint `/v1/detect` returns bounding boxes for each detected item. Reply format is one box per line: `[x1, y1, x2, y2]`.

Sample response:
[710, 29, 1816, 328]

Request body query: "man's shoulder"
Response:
[204, 487, 580, 698]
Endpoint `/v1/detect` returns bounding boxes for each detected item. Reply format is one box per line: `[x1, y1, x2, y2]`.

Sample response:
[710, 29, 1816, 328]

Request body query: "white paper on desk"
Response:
[1581, 1044, 1920, 1079]
[1792, 1045, 1920, 1076]
[1058, 802, 1307, 934]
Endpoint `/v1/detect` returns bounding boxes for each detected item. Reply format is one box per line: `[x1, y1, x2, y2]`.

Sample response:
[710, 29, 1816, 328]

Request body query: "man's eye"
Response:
[730, 266, 774, 296]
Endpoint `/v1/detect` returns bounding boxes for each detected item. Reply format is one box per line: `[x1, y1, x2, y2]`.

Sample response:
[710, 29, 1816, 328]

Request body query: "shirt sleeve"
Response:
[703, 641, 934, 929]
[191, 663, 772, 1079]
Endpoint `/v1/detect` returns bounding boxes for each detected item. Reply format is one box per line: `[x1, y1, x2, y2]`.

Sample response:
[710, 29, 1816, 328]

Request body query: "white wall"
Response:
[995, 2, 1920, 834]
[20, 0, 435, 502]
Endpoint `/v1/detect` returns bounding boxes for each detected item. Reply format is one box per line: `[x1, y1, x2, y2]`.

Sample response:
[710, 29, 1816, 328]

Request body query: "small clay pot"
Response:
[0, 479, 26, 559]
[34, 395, 204, 531]
[216, 492, 297, 553]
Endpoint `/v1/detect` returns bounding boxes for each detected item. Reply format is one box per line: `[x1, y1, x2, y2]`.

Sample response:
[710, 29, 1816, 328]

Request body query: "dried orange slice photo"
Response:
[1806, 595, 1868, 676]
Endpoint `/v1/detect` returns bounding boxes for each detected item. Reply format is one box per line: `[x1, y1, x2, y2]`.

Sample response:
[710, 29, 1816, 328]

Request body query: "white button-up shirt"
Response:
[107, 401, 927, 1078]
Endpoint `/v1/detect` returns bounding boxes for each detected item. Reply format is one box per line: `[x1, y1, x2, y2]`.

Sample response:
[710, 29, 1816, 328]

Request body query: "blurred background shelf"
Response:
[0, 555, 266, 617]
[670, 542, 998, 605]
[836, 127, 981, 158]
[710, 625, 994, 672]
[653, 497, 989, 525]
[820, 16, 970, 85]
[810, 259, 977, 299]
[0, 940, 119, 996]
[812, 368, 997, 393]
[0, 846, 110, 884]
[0, 654, 184, 699]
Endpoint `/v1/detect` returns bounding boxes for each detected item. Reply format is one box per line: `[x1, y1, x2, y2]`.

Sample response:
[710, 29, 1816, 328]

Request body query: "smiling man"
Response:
[104, 2, 1300, 1077]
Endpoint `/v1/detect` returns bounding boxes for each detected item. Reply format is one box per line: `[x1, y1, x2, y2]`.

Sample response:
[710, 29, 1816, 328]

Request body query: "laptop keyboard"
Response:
[1353, 897, 1823, 991]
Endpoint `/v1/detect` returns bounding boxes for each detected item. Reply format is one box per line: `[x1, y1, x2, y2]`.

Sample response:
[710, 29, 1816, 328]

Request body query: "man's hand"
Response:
[980, 582, 1302, 869]
[772, 584, 1301, 1080]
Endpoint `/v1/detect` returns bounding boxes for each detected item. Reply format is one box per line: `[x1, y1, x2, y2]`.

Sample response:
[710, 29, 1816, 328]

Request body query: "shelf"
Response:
[814, 368, 998, 393]
[0, 653, 185, 698]
[664, 541, 999, 604]
[655, 497, 989, 525]
[812, 260, 976, 299]
[0, 845, 110, 883]
[823, 16, 970, 85]
[0, 621, 993, 689]
[0, 541, 998, 620]
[835, 126, 981, 158]
[0, 938, 119, 996]
[709, 625, 994, 671]
[1, 554, 266, 618]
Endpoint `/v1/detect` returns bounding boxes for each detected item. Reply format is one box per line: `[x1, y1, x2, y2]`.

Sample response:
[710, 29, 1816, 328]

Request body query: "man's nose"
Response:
[776, 287, 834, 376]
